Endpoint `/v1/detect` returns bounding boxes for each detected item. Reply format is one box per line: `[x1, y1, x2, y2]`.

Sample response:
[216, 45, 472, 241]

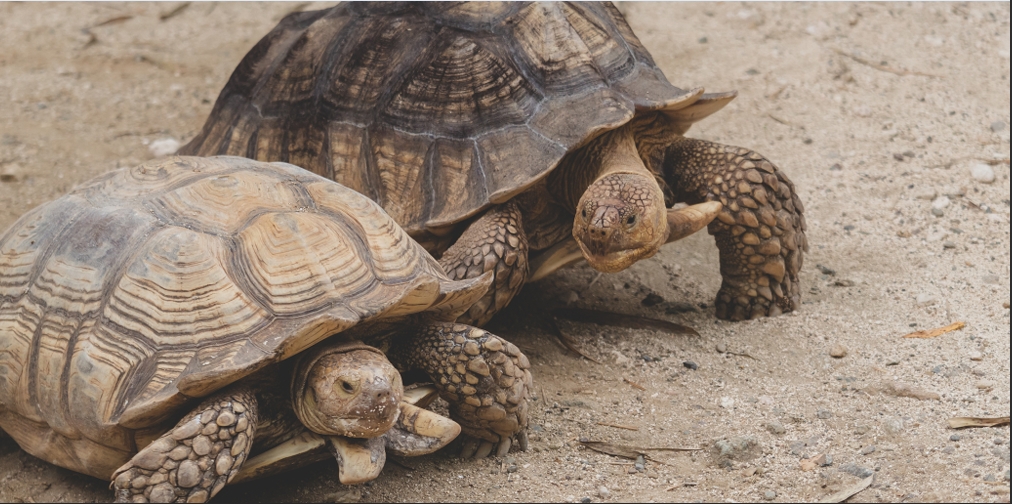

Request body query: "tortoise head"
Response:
[292, 342, 403, 438]
[573, 171, 669, 273]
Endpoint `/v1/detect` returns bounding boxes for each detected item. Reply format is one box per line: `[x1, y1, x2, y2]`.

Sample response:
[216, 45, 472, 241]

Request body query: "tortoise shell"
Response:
[0, 156, 488, 478]
[180, 1, 727, 234]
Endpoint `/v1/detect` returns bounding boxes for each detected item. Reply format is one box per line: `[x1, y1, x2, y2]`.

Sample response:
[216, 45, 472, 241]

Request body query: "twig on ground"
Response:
[948, 416, 1010, 429]
[818, 475, 874, 503]
[833, 48, 940, 77]
[903, 321, 965, 339]
[159, 3, 190, 21]
[596, 421, 639, 431]
[623, 377, 646, 391]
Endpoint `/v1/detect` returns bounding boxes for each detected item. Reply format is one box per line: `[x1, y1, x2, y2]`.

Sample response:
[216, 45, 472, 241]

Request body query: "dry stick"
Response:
[833, 48, 941, 78]
[818, 475, 874, 503]
[596, 421, 639, 431]
[903, 321, 965, 339]
[550, 318, 601, 364]
[623, 376, 647, 392]
[159, 2, 190, 21]
[948, 416, 1010, 429]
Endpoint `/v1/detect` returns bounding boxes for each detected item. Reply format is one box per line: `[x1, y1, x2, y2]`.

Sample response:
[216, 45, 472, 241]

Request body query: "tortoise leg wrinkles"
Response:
[662, 138, 808, 321]
[438, 201, 528, 327]
[112, 386, 257, 503]
[388, 322, 531, 458]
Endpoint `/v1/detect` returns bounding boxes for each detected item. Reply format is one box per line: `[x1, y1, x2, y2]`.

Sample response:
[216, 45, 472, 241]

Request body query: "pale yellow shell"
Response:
[0, 156, 488, 478]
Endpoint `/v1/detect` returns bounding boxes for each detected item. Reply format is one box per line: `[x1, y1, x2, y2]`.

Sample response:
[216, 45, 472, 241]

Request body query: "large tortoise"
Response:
[0, 156, 531, 503]
[181, 1, 807, 324]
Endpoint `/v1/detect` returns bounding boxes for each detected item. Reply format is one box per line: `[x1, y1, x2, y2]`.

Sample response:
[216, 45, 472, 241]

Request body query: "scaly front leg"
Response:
[662, 138, 808, 320]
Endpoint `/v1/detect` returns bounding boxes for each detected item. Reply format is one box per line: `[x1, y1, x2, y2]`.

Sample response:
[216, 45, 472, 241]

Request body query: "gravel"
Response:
[970, 163, 996, 184]
[763, 490, 777, 500]
[817, 409, 833, 419]
[932, 196, 951, 210]
[949, 434, 961, 442]
[683, 361, 698, 370]
[860, 445, 876, 455]
[830, 344, 848, 358]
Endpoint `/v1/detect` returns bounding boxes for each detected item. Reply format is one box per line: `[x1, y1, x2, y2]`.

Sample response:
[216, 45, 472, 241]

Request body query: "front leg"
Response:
[439, 201, 528, 327]
[663, 138, 807, 320]
[388, 322, 531, 459]
[112, 386, 258, 503]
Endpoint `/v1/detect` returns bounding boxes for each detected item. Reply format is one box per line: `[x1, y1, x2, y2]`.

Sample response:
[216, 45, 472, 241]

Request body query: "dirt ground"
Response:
[1, 2, 1009, 503]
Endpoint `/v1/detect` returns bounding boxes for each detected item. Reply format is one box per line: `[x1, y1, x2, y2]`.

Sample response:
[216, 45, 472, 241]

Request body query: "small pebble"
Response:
[970, 164, 996, 184]
[893, 153, 905, 161]
[822, 454, 833, 467]
[916, 293, 936, 306]
[766, 421, 786, 435]
[903, 150, 915, 157]
[931, 207, 944, 217]
[763, 490, 777, 500]
[817, 409, 833, 419]
[984, 474, 996, 482]
[564, 291, 579, 304]
[817, 265, 836, 275]
[597, 486, 610, 499]
[698, 36, 708, 43]
[950, 434, 962, 442]
[683, 361, 698, 370]
[829, 344, 848, 358]
[716, 342, 727, 354]
[829, 163, 842, 171]
[977, 380, 995, 390]
[580, 497, 592, 504]
[992, 121, 1006, 132]
[860, 445, 876, 455]
[932, 195, 950, 210]
[840, 463, 874, 478]
[914, 188, 938, 200]
[634, 454, 646, 472]
[943, 241, 957, 249]
[148, 138, 181, 157]
[969, 351, 983, 361]
[1004, 469, 1009, 482]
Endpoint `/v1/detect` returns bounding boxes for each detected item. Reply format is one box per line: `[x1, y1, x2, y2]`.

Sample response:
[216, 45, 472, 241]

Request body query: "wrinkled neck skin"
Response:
[291, 341, 403, 438]
[562, 125, 669, 272]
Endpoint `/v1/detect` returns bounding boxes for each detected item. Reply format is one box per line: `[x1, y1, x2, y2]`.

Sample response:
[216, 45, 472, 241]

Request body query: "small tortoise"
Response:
[0, 156, 531, 503]
[181, 1, 807, 324]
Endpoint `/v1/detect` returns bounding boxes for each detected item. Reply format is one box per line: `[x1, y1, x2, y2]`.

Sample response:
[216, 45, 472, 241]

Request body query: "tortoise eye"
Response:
[626, 215, 637, 226]
[581, 209, 587, 218]
[340, 381, 355, 394]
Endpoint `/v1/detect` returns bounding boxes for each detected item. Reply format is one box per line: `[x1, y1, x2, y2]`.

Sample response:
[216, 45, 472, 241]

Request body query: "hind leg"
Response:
[111, 387, 257, 503]
[389, 322, 531, 458]
[662, 138, 807, 320]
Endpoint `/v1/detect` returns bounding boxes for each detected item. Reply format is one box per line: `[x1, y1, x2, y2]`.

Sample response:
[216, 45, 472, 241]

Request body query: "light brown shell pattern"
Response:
[0, 156, 487, 478]
[179, 1, 723, 237]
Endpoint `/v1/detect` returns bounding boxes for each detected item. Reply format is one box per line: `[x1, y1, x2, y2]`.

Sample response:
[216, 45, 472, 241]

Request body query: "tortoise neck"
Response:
[549, 124, 656, 212]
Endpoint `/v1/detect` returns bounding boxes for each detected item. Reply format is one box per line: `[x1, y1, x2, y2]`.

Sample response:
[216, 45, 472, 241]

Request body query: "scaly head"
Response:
[573, 171, 669, 272]
[292, 342, 403, 438]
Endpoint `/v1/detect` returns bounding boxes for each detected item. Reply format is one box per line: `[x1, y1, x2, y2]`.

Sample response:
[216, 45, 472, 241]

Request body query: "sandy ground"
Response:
[1, 2, 1009, 503]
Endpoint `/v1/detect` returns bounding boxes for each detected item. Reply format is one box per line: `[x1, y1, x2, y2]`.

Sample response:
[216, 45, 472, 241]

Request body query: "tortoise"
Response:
[0, 156, 532, 503]
[180, 1, 808, 324]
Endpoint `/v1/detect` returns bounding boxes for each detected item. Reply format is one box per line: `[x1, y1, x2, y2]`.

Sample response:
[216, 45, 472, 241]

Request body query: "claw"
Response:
[495, 437, 512, 458]
[460, 438, 480, 459]
[474, 440, 494, 459]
